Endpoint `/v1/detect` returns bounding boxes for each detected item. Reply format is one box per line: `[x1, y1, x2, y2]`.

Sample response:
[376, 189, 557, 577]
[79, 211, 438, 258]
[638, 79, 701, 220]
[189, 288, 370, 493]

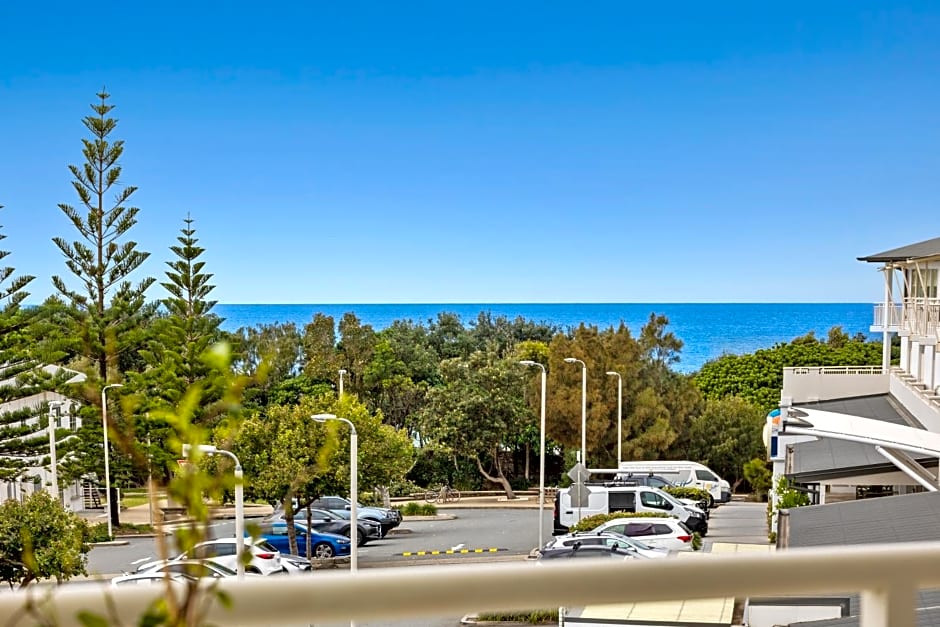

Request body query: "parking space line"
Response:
[400, 548, 504, 556]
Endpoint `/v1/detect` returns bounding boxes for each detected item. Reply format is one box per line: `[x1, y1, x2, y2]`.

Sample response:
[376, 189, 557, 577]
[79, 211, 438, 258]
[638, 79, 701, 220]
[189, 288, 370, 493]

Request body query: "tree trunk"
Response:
[524, 442, 530, 481]
[305, 503, 313, 560]
[377, 485, 391, 508]
[474, 453, 516, 500]
[285, 501, 298, 556]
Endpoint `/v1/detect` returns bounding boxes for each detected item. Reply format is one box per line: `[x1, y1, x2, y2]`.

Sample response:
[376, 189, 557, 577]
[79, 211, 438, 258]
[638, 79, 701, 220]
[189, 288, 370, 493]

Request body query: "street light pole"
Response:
[564, 358, 588, 467]
[519, 360, 547, 551]
[312, 413, 358, 572]
[338, 369, 347, 398]
[182, 444, 245, 579]
[101, 383, 123, 539]
[47, 400, 67, 502]
[606, 371, 623, 467]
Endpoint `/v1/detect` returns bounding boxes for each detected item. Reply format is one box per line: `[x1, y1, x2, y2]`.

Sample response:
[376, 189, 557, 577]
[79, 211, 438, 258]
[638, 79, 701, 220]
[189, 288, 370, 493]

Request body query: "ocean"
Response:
[214, 303, 877, 374]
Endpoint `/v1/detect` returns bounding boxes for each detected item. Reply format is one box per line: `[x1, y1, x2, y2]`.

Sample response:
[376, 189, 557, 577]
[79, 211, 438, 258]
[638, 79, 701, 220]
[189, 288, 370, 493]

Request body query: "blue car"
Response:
[259, 521, 351, 559]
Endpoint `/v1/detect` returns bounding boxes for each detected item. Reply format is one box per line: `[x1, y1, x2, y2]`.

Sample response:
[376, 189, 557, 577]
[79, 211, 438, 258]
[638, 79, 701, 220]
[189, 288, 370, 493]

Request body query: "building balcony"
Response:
[872, 298, 940, 340]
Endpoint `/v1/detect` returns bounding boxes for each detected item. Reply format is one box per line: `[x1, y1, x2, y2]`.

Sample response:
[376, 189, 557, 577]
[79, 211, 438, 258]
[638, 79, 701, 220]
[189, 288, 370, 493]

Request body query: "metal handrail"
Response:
[3, 542, 940, 627]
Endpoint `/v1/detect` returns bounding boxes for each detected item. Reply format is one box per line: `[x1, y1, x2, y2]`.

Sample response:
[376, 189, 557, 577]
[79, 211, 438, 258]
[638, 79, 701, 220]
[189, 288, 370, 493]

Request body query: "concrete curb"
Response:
[89, 540, 130, 547]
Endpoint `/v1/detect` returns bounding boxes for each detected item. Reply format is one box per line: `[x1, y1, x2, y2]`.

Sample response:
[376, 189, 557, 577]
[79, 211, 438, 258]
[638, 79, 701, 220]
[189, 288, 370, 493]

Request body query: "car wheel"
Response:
[356, 529, 368, 547]
[706, 494, 715, 509]
[313, 542, 335, 559]
[247, 566, 261, 574]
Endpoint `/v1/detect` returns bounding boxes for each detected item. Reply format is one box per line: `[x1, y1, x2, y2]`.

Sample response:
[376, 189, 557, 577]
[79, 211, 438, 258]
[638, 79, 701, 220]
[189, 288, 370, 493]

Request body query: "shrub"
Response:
[692, 532, 703, 551]
[398, 502, 437, 516]
[662, 486, 710, 503]
[476, 609, 558, 624]
[569, 511, 677, 533]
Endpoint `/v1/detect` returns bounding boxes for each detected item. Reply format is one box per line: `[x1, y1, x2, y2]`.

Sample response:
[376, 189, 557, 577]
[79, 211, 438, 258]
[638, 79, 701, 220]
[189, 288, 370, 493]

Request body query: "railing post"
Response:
[860, 584, 916, 627]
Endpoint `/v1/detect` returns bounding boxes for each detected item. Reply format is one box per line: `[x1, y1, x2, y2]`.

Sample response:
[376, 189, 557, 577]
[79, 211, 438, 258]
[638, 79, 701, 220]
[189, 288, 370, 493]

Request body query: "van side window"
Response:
[696, 470, 718, 481]
[608, 492, 635, 512]
[639, 491, 669, 510]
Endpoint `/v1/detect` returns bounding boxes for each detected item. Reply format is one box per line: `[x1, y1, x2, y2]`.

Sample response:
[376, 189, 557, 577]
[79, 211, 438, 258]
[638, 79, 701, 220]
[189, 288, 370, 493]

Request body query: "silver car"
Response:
[541, 531, 671, 559]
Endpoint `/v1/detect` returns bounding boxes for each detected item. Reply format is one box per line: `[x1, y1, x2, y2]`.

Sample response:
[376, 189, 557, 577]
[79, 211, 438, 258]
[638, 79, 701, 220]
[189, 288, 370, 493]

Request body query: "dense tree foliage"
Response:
[693, 327, 888, 411]
[51, 91, 155, 383]
[0, 490, 89, 588]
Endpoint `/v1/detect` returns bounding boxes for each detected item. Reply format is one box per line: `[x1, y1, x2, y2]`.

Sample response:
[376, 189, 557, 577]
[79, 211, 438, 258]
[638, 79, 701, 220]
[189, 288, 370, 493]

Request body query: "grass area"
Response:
[87, 522, 155, 541]
[475, 610, 558, 624]
[122, 494, 151, 508]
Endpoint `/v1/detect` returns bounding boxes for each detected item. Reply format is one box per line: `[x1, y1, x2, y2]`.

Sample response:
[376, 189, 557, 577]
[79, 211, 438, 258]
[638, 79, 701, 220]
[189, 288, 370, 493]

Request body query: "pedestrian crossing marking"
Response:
[401, 547, 503, 556]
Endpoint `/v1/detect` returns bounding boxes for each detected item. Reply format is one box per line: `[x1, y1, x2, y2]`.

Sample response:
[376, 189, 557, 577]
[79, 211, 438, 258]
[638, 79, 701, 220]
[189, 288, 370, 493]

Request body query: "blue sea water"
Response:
[214, 303, 877, 374]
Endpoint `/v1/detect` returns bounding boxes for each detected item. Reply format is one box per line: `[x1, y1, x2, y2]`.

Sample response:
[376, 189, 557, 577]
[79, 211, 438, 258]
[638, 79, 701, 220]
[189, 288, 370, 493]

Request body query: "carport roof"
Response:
[787, 395, 924, 482]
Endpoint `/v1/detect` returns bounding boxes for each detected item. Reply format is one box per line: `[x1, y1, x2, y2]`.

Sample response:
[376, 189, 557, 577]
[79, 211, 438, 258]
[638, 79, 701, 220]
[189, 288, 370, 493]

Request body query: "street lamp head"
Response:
[312, 413, 338, 423]
[182, 443, 218, 456]
[338, 369, 347, 375]
[564, 357, 578, 363]
[518, 360, 536, 366]
[606, 371, 618, 376]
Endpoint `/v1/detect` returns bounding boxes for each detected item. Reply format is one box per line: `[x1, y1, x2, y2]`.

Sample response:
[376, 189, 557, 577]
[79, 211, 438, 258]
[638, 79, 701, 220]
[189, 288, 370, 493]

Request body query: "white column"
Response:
[923, 344, 936, 392]
[882, 266, 894, 373]
[911, 341, 921, 379]
[900, 336, 911, 373]
[935, 350, 940, 393]
[817, 484, 826, 505]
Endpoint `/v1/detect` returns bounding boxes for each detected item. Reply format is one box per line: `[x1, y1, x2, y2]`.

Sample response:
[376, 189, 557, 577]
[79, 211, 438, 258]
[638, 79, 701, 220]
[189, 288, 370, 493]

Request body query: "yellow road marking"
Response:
[401, 548, 503, 556]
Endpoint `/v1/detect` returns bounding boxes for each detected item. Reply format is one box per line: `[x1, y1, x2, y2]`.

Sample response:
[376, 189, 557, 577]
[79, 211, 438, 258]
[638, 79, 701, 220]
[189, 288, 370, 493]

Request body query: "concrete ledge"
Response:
[89, 540, 130, 547]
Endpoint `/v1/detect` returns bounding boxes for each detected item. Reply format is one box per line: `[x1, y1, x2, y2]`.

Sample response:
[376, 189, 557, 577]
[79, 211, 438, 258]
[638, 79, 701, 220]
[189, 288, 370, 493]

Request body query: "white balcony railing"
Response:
[873, 303, 903, 328]
[3, 542, 940, 627]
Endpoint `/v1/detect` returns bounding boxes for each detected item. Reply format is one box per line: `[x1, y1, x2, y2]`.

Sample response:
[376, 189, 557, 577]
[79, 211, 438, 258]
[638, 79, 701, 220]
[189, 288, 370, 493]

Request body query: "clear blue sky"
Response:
[2, 1, 938, 304]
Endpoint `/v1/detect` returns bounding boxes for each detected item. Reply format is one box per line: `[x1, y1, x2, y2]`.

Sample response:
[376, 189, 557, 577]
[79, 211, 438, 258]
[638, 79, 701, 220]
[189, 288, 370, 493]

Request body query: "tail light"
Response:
[677, 535, 692, 543]
[257, 552, 276, 559]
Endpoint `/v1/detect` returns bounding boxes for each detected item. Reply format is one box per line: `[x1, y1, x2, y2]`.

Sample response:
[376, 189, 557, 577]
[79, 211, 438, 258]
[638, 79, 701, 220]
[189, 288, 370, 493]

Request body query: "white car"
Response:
[542, 531, 671, 559]
[111, 572, 193, 587]
[137, 538, 283, 576]
[592, 517, 696, 552]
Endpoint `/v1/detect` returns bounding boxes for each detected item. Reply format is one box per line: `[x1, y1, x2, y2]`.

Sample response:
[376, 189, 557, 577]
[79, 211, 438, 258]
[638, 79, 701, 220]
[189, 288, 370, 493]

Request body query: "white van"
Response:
[553, 485, 708, 537]
[612, 461, 731, 507]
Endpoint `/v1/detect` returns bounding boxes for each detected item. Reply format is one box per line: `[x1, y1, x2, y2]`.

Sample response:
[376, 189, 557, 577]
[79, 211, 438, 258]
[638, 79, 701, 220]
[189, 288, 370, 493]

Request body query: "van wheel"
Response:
[706, 494, 715, 509]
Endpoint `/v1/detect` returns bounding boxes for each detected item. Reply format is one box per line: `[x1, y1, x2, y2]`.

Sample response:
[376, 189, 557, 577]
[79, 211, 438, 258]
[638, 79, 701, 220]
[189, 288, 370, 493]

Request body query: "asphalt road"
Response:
[87, 508, 552, 576]
[82, 500, 769, 626]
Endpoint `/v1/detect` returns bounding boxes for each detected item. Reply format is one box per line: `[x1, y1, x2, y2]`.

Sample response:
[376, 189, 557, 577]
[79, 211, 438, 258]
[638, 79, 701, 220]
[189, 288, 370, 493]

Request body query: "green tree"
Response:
[694, 328, 887, 411]
[302, 313, 340, 383]
[0, 490, 89, 588]
[337, 312, 376, 396]
[419, 353, 529, 498]
[129, 216, 226, 481]
[679, 397, 766, 491]
[51, 90, 155, 383]
[743, 457, 772, 498]
[231, 322, 303, 408]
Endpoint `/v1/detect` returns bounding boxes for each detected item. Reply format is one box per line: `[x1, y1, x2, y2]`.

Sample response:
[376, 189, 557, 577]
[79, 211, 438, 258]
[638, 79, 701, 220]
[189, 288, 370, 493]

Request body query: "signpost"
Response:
[567, 463, 592, 523]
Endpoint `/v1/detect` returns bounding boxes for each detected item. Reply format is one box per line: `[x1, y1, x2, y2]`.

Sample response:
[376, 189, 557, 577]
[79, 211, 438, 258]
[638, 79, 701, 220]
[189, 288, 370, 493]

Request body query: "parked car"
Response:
[592, 517, 696, 552]
[111, 572, 194, 587]
[140, 560, 240, 579]
[279, 553, 314, 574]
[258, 521, 352, 559]
[541, 531, 671, 560]
[263, 505, 382, 546]
[537, 543, 643, 562]
[136, 538, 283, 576]
[309, 496, 402, 537]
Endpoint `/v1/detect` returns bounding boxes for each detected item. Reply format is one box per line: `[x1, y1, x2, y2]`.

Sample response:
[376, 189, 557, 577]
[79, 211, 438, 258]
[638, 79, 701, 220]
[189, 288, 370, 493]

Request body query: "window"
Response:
[640, 491, 669, 509]
[212, 543, 237, 556]
[908, 269, 939, 298]
[624, 523, 656, 537]
[696, 470, 718, 481]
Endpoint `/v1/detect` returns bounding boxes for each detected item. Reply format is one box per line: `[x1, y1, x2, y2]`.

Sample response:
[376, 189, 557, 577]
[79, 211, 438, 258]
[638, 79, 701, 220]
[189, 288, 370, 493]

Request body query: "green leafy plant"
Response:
[569, 511, 677, 533]
[691, 532, 703, 551]
[743, 458, 772, 500]
[476, 609, 559, 624]
[398, 502, 437, 516]
[662, 486, 710, 503]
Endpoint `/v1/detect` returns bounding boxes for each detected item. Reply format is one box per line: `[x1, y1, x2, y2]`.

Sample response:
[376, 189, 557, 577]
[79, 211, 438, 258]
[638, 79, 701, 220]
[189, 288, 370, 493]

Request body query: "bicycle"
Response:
[424, 484, 461, 504]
